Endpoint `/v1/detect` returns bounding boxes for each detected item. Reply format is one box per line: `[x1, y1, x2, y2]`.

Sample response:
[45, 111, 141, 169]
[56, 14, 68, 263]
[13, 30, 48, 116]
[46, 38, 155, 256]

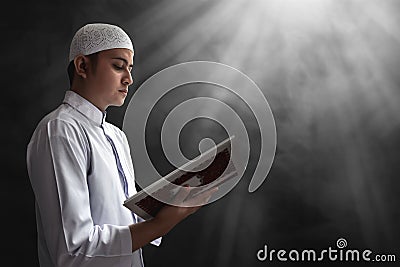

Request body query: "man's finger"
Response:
[171, 185, 191, 206]
[184, 186, 218, 207]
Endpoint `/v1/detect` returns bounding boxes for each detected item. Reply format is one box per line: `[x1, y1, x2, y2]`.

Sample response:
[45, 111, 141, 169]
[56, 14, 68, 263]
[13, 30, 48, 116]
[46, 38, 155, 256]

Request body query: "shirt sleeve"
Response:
[27, 119, 134, 266]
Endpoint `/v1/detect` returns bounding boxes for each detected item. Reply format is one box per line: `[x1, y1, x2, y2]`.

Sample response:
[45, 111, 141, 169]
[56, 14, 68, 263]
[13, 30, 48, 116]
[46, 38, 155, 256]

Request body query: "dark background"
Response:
[2, 0, 400, 266]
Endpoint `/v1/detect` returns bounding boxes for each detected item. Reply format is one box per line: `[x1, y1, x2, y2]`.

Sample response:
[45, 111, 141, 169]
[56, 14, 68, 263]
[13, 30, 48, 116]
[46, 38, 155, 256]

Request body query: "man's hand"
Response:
[153, 186, 218, 235]
[129, 186, 218, 251]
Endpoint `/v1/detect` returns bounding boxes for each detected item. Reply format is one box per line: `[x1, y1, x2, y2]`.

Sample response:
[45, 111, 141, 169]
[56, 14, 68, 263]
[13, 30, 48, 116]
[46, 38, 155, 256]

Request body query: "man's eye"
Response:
[114, 65, 124, 70]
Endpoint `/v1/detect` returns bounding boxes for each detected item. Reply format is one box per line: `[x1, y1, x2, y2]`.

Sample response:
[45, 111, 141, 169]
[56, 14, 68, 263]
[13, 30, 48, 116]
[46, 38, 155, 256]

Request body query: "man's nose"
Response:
[123, 72, 133, 86]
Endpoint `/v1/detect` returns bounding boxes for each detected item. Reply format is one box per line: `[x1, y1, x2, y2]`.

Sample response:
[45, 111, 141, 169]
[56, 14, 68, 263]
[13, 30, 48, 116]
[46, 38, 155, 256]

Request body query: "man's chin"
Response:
[109, 100, 125, 108]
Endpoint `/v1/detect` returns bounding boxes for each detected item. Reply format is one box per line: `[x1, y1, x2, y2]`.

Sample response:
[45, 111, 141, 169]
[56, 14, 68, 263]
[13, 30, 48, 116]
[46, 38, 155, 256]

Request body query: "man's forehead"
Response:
[100, 48, 134, 63]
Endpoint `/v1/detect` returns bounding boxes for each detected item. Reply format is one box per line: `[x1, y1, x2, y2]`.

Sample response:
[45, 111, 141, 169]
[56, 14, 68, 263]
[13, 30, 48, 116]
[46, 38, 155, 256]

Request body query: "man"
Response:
[27, 23, 214, 267]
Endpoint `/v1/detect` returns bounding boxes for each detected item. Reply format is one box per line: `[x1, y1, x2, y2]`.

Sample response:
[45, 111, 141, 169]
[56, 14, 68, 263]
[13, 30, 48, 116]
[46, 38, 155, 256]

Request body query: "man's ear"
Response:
[74, 55, 88, 79]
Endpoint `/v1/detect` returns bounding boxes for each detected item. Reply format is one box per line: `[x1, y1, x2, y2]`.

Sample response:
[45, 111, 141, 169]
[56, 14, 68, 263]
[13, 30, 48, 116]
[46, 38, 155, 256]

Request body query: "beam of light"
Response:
[126, 0, 400, 264]
[228, 0, 400, 249]
[128, 0, 244, 73]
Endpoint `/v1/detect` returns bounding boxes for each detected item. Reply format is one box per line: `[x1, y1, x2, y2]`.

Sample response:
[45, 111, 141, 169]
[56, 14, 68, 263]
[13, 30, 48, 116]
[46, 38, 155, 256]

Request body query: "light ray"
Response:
[128, 0, 400, 261]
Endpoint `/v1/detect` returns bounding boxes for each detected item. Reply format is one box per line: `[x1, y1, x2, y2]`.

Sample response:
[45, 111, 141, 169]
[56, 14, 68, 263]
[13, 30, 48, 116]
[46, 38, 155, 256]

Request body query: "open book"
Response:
[123, 136, 237, 220]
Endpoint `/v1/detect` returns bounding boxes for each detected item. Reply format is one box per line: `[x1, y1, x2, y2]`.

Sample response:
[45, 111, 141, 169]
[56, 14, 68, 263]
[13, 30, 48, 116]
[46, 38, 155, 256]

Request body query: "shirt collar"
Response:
[63, 90, 106, 126]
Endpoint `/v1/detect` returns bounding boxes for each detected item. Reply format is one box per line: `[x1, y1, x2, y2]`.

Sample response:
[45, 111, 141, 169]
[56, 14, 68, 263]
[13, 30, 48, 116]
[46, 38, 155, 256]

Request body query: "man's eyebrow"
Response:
[112, 57, 133, 67]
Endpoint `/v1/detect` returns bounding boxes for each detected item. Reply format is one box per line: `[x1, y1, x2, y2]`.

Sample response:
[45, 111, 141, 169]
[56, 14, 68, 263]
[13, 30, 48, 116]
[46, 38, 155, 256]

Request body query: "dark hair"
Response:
[67, 53, 99, 87]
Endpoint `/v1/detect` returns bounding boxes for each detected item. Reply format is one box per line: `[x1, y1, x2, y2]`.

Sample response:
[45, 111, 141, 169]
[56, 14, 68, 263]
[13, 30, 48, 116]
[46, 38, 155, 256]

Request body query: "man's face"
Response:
[86, 48, 134, 111]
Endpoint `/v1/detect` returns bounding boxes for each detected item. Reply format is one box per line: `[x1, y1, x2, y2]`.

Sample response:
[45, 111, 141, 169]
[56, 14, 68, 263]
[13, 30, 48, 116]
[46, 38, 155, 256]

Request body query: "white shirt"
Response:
[27, 90, 159, 267]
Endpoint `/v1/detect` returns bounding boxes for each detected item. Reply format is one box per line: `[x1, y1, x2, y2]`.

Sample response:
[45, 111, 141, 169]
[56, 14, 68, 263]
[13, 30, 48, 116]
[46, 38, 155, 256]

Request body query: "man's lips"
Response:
[118, 89, 128, 94]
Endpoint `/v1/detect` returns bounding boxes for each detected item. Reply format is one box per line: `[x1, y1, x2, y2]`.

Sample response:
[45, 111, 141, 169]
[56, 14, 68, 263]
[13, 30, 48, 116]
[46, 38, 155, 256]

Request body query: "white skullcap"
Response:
[69, 23, 133, 62]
